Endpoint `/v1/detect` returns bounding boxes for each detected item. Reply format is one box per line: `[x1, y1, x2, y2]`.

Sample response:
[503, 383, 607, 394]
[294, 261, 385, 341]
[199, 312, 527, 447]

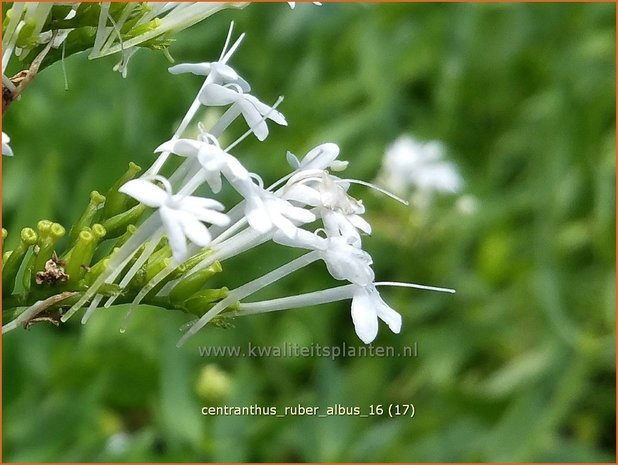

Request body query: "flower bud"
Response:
[33, 222, 65, 274]
[101, 203, 147, 238]
[103, 162, 142, 219]
[183, 287, 229, 316]
[64, 224, 106, 285]
[69, 190, 105, 245]
[2, 227, 38, 296]
[168, 262, 223, 304]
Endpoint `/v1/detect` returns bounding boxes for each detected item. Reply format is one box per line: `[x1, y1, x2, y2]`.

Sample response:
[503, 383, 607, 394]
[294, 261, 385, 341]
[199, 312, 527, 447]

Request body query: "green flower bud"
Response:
[183, 248, 214, 271]
[126, 267, 147, 290]
[183, 288, 230, 317]
[33, 222, 66, 274]
[168, 261, 223, 304]
[101, 203, 147, 238]
[69, 191, 106, 245]
[113, 224, 137, 248]
[146, 257, 172, 282]
[2, 227, 38, 296]
[83, 257, 110, 286]
[64, 224, 106, 286]
[103, 162, 142, 219]
[146, 237, 171, 267]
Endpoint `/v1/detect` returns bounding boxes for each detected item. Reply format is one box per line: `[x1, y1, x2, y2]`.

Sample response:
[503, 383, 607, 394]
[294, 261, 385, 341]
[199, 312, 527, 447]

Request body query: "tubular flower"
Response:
[199, 83, 287, 141]
[155, 136, 250, 194]
[119, 177, 230, 262]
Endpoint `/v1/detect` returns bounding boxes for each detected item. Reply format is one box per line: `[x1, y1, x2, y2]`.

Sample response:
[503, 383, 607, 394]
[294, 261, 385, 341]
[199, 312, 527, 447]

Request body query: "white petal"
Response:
[323, 239, 374, 285]
[198, 84, 239, 106]
[245, 196, 272, 233]
[351, 287, 379, 344]
[155, 138, 202, 157]
[279, 201, 316, 224]
[211, 62, 239, 82]
[181, 201, 230, 226]
[168, 63, 212, 76]
[238, 100, 268, 141]
[349, 214, 372, 235]
[197, 210, 230, 227]
[204, 171, 223, 193]
[322, 210, 343, 236]
[286, 151, 300, 169]
[375, 294, 402, 334]
[221, 155, 250, 182]
[178, 212, 212, 247]
[273, 228, 326, 251]
[300, 143, 340, 170]
[235, 75, 252, 93]
[160, 207, 188, 263]
[119, 179, 167, 207]
[180, 196, 225, 212]
[211, 64, 251, 91]
[244, 94, 287, 125]
[271, 212, 298, 238]
[283, 184, 321, 207]
[324, 257, 374, 285]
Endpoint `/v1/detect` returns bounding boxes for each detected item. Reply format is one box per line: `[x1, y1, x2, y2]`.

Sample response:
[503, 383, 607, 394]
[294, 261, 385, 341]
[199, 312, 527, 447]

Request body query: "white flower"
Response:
[321, 209, 371, 246]
[199, 83, 287, 141]
[155, 137, 250, 193]
[273, 229, 375, 286]
[2, 132, 13, 156]
[379, 135, 462, 198]
[284, 171, 371, 244]
[169, 62, 250, 92]
[119, 177, 230, 262]
[351, 285, 402, 344]
[243, 185, 316, 238]
[167, 23, 250, 91]
[286, 143, 345, 171]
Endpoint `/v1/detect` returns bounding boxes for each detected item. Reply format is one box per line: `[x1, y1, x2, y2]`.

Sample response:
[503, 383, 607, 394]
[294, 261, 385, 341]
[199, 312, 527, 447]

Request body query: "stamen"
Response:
[374, 281, 456, 293]
[224, 96, 285, 153]
[338, 179, 409, 206]
[221, 33, 245, 64]
[218, 21, 235, 62]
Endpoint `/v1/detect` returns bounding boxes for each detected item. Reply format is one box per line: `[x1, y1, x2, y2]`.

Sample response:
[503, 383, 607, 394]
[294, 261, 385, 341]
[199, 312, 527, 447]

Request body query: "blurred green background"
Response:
[2, 2, 616, 462]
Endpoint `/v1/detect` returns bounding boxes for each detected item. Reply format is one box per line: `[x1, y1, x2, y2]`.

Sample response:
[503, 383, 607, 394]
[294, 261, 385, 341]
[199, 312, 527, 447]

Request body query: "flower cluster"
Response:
[376, 135, 463, 207]
[2, 20, 454, 346]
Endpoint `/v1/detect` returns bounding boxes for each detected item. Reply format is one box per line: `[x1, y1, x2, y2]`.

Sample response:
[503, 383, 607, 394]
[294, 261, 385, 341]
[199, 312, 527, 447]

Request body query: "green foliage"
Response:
[2, 3, 615, 462]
